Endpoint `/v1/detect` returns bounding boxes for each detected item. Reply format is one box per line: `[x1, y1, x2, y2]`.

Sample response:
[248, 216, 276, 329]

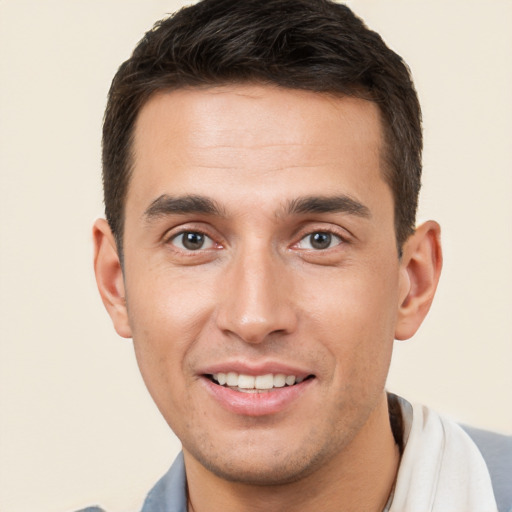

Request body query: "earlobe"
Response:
[395, 221, 442, 341]
[93, 218, 132, 339]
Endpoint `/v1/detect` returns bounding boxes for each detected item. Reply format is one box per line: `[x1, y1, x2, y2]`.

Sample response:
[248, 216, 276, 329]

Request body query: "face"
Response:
[119, 85, 408, 484]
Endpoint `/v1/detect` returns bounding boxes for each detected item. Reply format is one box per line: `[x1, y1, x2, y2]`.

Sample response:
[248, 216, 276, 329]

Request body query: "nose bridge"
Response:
[216, 239, 296, 344]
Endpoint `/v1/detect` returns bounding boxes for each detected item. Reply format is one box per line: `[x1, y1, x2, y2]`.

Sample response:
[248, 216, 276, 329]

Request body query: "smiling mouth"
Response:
[206, 372, 315, 393]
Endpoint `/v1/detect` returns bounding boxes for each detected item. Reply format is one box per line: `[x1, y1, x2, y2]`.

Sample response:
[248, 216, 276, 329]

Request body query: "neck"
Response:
[184, 393, 400, 512]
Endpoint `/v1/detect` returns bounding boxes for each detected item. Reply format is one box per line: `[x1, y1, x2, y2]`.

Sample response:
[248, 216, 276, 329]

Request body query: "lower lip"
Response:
[202, 377, 314, 417]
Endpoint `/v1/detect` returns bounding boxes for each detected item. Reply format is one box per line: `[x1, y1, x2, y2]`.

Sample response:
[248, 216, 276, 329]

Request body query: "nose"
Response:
[215, 244, 298, 344]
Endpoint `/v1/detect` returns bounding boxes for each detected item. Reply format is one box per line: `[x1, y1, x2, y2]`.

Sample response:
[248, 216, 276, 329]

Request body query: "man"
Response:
[92, 1, 511, 511]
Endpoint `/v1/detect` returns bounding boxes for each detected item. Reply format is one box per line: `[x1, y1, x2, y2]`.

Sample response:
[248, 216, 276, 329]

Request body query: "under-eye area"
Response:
[206, 372, 315, 393]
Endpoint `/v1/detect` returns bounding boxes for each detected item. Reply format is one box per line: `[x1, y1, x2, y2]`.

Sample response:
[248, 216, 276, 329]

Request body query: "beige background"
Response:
[0, 1, 511, 511]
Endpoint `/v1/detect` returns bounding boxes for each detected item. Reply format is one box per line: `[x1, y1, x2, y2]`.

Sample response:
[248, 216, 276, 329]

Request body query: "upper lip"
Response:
[197, 360, 314, 379]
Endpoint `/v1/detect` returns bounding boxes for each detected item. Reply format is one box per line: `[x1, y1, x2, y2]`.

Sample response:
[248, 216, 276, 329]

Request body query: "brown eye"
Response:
[296, 231, 342, 250]
[171, 231, 214, 251]
[310, 232, 332, 249]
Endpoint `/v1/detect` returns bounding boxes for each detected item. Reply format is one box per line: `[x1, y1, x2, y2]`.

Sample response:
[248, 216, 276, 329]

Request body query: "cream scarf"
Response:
[389, 400, 498, 512]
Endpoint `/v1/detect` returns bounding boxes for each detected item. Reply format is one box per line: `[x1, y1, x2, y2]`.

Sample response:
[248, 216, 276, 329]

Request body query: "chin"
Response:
[184, 430, 343, 487]
[199, 455, 319, 486]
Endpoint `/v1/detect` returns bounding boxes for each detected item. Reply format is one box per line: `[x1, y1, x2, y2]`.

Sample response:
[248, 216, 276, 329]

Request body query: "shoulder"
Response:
[74, 453, 187, 512]
[140, 452, 187, 512]
[461, 424, 512, 512]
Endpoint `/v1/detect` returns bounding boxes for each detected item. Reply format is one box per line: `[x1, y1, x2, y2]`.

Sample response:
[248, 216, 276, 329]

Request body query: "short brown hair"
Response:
[103, 0, 422, 256]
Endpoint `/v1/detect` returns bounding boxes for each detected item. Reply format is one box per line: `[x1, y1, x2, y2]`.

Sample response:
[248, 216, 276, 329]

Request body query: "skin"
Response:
[94, 85, 442, 512]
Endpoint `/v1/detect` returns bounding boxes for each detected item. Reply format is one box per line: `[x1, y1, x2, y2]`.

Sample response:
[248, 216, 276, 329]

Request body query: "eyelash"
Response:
[165, 226, 349, 254]
[294, 231, 344, 251]
[166, 229, 220, 252]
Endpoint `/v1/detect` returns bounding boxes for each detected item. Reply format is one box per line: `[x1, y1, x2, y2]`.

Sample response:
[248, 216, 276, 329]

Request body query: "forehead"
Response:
[128, 85, 387, 214]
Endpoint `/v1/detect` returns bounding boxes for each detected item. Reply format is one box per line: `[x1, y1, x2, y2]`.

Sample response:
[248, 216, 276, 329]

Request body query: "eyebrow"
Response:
[286, 195, 371, 218]
[143, 194, 225, 221]
[142, 193, 371, 223]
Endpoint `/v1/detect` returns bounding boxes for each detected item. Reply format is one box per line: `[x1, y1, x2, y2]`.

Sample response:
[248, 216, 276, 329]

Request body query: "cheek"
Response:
[126, 263, 217, 343]
[124, 266, 218, 399]
[298, 261, 399, 381]
[300, 258, 400, 329]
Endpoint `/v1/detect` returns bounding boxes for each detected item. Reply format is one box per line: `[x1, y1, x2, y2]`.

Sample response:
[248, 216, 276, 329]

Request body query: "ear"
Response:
[395, 220, 442, 340]
[93, 218, 132, 338]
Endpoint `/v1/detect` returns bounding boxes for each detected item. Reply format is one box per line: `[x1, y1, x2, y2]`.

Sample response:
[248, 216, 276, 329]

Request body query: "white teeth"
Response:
[273, 374, 286, 388]
[212, 372, 305, 390]
[255, 374, 274, 389]
[285, 375, 296, 386]
[226, 372, 238, 386]
[238, 374, 255, 389]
